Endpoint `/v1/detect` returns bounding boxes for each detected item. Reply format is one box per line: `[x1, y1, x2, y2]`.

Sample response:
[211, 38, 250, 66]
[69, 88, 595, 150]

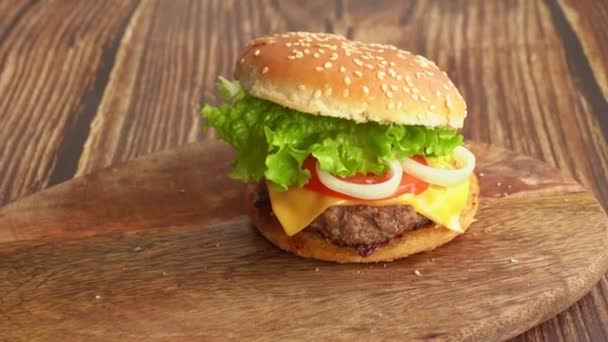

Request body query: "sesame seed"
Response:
[388, 102, 395, 110]
[405, 74, 412, 82]
[298, 84, 306, 90]
[362, 86, 370, 95]
[397, 53, 407, 59]
[397, 101, 403, 110]
[396, 75, 402, 81]
[412, 94, 419, 100]
[420, 95, 427, 101]
[381, 60, 388, 66]
[324, 87, 332, 96]
[424, 70, 433, 76]
[429, 104, 437, 111]
[330, 52, 338, 60]
[319, 48, 325, 53]
[402, 86, 411, 94]
[324, 62, 332, 68]
[261, 66, 269, 74]
[446, 96, 453, 108]
[304, 49, 310, 54]
[315, 66, 324, 71]
[343, 89, 349, 97]
[313, 53, 320, 58]
[416, 72, 423, 78]
[389, 61, 396, 67]
[377, 71, 386, 80]
[411, 88, 419, 93]
[345, 51, 351, 56]
[435, 90, 442, 96]
[344, 76, 351, 85]
[254, 49, 261, 56]
[354, 70, 363, 77]
[339, 66, 346, 73]
[365, 64, 374, 70]
[386, 91, 393, 98]
[390, 84, 398, 91]
[382, 84, 388, 92]
[314, 89, 321, 98]
[443, 84, 449, 90]
[288, 55, 296, 60]
[375, 56, 384, 60]
[285, 42, 292, 47]
[354, 58, 363, 66]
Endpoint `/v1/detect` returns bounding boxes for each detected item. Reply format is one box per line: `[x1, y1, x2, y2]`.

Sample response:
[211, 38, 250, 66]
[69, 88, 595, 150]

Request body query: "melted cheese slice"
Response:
[267, 178, 470, 236]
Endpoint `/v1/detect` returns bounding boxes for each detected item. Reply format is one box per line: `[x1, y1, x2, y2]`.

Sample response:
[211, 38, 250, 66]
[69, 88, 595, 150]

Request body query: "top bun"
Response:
[235, 32, 466, 129]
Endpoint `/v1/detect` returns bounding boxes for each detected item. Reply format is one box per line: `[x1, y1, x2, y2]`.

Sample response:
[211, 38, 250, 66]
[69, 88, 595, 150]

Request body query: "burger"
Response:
[202, 32, 479, 263]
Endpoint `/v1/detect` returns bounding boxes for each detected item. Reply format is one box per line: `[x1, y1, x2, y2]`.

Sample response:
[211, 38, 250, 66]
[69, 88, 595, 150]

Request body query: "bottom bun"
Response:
[247, 174, 479, 263]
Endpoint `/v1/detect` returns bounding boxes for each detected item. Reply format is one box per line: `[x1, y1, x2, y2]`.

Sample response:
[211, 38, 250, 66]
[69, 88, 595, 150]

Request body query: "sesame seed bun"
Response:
[246, 174, 479, 263]
[235, 32, 466, 129]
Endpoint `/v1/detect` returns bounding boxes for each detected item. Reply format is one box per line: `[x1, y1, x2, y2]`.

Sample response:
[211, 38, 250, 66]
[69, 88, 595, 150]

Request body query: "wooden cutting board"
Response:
[0, 141, 607, 341]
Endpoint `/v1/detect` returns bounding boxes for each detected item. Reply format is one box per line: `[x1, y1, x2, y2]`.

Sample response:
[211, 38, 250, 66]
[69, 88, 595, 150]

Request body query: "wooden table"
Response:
[1, 1, 607, 340]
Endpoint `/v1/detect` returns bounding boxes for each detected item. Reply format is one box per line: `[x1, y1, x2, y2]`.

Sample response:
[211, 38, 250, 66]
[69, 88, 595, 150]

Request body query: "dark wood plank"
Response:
[0, 141, 606, 341]
[559, 0, 608, 101]
[0, 0, 138, 206]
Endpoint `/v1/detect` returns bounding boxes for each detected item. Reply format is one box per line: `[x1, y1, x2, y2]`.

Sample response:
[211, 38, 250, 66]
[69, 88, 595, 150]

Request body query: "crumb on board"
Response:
[95, 295, 101, 299]
[356, 270, 361, 274]
[180, 189, 186, 193]
[383, 264, 387, 268]
[215, 243, 221, 247]
[510, 258, 518, 263]
[314, 267, 319, 272]
[414, 269, 422, 276]
[479, 172, 485, 177]
[503, 192, 508, 197]
[507, 184, 512, 189]
[497, 182, 502, 186]
[163, 271, 167, 276]
[132, 246, 142, 252]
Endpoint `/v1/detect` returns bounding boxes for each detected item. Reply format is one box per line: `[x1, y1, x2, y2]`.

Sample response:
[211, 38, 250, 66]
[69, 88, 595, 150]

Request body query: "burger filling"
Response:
[253, 181, 430, 256]
[203, 78, 475, 257]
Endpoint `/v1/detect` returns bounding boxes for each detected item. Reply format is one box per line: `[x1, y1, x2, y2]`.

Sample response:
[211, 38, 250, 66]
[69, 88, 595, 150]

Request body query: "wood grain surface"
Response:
[0, 141, 607, 341]
[1, 0, 607, 340]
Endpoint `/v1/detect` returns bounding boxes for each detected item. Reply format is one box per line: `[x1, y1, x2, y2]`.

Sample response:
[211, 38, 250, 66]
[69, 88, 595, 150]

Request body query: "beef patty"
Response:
[309, 205, 431, 255]
[253, 182, 432, 256]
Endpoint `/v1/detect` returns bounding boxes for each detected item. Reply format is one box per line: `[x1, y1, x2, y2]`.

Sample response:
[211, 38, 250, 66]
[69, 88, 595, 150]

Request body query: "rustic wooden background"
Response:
[0, 0, 607, 340]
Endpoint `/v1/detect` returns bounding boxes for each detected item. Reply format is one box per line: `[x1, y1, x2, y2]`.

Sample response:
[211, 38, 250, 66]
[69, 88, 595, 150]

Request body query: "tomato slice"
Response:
[302, 156, 429, 200]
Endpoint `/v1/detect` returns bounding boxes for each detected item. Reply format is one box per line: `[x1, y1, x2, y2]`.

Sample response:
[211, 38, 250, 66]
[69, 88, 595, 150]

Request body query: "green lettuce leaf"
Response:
[202, 79, 463, 191]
